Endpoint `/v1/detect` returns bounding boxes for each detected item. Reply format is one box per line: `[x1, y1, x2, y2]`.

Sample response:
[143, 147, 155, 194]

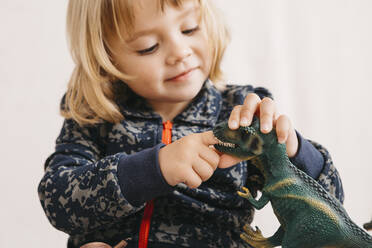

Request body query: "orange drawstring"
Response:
[138, 121, 173, 248]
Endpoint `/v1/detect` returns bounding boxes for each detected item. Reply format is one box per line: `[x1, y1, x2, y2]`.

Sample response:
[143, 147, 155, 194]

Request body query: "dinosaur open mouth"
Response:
[214, 134, 253, 159]
[216, 138, 237, 148]
[214, 135, 240, 151]
[212, 123, 241, 155]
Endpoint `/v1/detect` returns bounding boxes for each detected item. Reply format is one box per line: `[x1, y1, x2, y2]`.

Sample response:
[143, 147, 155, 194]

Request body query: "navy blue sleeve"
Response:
[254, 86, 274, 100]
[290, 131, 324, 179]
[38, 119, 172, 235]
[117, 143, 174, 207]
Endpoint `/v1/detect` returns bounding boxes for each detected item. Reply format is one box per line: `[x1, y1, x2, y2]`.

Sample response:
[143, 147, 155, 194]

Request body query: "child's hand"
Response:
[80, 240, 127, 248]
[227, 93, 299, 158]
[158, 131, 220, 188]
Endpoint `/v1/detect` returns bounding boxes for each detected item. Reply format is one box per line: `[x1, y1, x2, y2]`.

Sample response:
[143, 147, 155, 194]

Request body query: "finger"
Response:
[275, 115, 291, 144]
[241, 93, 261, 126]
[218, 154, 243, 168]
[211, 146, 223, 156]
[286, 128, 299, 157]
[80, 242, 112, 248]
[114, 240, 128, 248]
[259, 97, 276, 133]
[228, 105, 243, 129]
[183, 168, 203, 188]
[199, 146, 220, 170]
[193, 158, 214, 181]
[201, 131, 219, 145]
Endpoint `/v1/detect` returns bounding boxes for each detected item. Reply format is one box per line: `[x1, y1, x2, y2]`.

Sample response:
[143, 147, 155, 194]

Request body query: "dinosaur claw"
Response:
[241, 224, 271, 248]
[243, 224, 264, 238]
[243, 224, 252, 233]
[242, 186, 249, 192]
[240, 232, 251, 244]
[255, 226, 262, 235]
[237, 186, 252, 199]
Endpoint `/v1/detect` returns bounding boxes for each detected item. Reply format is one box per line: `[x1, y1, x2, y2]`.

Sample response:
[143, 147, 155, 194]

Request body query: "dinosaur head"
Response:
[213, 117, 277, 160]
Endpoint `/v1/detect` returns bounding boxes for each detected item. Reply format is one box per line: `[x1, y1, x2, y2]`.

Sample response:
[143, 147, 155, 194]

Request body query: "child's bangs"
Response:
[102, 0, 198, 42]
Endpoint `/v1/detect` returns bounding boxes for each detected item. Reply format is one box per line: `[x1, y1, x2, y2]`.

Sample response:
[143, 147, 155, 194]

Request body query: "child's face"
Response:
[110, 0, 211, 107]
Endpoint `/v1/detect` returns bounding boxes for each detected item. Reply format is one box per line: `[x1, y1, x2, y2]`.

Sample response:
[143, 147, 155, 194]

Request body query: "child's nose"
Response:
[165, 40, 192, 65]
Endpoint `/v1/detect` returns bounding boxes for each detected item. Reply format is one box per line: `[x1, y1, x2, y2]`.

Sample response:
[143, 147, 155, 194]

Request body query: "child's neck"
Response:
[148, 100, 191, 122]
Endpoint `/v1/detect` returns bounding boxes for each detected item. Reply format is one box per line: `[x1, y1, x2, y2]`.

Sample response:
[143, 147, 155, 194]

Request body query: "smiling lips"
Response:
[166, 68, 196, 82]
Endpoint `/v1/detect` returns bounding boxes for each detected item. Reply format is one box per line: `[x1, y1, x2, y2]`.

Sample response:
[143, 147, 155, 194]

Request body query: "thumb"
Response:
[201, 130, 219, 145]
[218, 154, 243, 168]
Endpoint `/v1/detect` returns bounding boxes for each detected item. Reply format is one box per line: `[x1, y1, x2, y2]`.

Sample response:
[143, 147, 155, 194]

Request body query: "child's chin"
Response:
[177, 85, 204, 100]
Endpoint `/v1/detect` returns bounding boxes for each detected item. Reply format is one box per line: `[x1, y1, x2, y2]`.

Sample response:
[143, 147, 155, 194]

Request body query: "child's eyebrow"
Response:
[126, 6, 200, 43]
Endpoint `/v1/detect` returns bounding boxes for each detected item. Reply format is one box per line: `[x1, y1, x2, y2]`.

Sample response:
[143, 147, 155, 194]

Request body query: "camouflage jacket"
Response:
[38, 81, 344, 248]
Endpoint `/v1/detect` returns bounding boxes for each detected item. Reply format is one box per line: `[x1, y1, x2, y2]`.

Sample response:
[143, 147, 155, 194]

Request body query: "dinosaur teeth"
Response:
[217, 140, 236, 148]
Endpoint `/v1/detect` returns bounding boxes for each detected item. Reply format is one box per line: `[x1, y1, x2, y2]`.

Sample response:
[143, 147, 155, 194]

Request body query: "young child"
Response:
[38, 0, 344, 247]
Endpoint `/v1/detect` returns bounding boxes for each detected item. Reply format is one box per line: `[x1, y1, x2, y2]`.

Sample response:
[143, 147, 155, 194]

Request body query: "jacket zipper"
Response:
[138, 120, 173, 248]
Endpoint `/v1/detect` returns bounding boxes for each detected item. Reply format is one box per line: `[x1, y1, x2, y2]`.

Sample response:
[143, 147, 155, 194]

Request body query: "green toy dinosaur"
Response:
[213, 118, 372, 248]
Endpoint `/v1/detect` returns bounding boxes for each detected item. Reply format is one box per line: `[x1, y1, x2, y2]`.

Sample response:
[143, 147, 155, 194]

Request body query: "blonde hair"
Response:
[64, 0, 230, 125]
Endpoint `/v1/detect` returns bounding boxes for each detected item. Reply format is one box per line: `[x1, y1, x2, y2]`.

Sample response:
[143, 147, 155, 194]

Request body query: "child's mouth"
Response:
[166, 68, 196, 82]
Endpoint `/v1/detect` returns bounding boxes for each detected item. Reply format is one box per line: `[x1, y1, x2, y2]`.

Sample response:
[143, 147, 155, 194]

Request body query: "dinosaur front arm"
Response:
[238, 187, 269, 210]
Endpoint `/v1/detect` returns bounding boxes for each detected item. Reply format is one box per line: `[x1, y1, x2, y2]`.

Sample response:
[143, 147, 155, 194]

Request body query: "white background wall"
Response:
[1, 0, 371, 247]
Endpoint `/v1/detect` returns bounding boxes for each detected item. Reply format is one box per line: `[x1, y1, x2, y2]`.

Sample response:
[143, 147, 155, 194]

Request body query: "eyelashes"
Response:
[182, 26, 200, 35]
[136, 26, 200, 55]
[137, 44, 159, 55]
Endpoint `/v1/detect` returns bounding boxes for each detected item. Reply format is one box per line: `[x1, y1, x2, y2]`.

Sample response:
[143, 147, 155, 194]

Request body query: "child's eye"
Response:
[182, 26, 199, 35]
[136, 44, 158, 55]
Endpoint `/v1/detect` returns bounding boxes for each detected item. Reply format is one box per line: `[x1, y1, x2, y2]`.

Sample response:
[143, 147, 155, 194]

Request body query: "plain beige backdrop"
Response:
[1, 0, 371, 247]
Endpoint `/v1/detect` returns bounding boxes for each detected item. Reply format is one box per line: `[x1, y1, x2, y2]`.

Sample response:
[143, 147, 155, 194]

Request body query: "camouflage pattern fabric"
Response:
[38, 80, 344, 247]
